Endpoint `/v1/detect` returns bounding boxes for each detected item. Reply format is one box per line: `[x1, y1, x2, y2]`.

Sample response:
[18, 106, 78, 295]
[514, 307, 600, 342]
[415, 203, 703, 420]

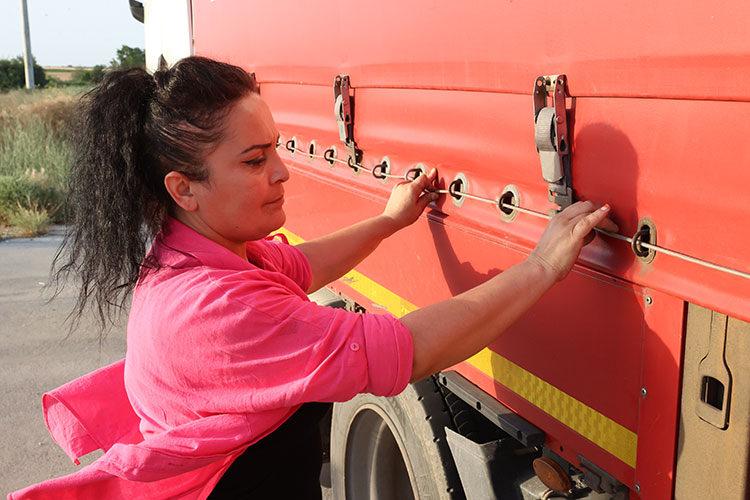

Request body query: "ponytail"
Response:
[53, 57, 257, 330]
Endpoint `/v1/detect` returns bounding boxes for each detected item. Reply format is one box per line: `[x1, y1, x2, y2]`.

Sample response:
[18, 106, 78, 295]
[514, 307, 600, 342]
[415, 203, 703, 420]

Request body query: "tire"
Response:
[330, 376, 465, 499]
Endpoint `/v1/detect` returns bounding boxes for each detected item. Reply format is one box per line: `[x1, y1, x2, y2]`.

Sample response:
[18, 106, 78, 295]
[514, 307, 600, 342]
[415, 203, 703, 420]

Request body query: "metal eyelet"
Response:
[632, 218, 657, 263]
[285, 137, 297, 154]
[497, 184, 520, 222]
[449, 173, 468, 207]
[307, 140, 317, 160]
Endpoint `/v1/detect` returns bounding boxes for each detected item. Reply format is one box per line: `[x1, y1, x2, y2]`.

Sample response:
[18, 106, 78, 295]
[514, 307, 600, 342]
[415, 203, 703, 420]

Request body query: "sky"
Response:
[1, 0, 144, 67]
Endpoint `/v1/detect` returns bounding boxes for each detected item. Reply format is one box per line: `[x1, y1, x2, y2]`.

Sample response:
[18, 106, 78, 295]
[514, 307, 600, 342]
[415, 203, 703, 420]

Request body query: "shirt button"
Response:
[350, 342, 360, 352]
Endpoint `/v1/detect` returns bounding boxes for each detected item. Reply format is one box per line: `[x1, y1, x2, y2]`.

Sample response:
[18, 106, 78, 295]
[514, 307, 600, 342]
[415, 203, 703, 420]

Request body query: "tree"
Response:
[110, 45, 145, 69]
[0, 56, 46, 91]
[70, 64, 106, 85]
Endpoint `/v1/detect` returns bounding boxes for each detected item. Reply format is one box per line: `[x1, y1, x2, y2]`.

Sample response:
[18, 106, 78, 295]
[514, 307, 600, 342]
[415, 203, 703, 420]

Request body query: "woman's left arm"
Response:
[296, 169, 438, 293]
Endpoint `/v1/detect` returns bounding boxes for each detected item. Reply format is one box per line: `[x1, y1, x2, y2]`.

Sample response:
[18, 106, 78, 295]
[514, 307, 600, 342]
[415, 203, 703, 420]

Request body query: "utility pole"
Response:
[19, 0, 35, 89]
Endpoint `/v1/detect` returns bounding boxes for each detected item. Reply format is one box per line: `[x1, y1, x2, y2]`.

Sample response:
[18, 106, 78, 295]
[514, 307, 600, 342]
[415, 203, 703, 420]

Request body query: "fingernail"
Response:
[600, 205, 610, 212]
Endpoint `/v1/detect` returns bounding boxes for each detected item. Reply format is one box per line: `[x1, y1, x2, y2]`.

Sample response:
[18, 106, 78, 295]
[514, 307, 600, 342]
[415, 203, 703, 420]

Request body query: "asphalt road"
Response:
[0, 228, 126, 494]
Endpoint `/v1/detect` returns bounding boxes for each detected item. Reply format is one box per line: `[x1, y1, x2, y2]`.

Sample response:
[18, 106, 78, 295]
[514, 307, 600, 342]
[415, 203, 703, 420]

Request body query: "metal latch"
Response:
[696, 311, 732, 429]
[333, 75, 362, 166]
[533, 74, 574, 209]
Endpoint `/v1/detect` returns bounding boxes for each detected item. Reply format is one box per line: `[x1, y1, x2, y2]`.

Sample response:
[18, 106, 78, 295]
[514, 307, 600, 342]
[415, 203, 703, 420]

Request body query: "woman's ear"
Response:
[164, 171, 198, 211]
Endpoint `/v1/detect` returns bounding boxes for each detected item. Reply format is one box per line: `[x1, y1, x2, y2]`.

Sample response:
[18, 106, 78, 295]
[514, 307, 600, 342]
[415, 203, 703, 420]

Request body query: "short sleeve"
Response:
[180, 271, 414, 413]
[251, 237, 312, 292]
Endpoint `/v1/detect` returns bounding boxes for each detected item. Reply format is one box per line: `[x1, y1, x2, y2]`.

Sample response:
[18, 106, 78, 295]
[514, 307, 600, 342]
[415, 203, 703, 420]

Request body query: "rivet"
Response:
[645, 296, 653, 306]
[641, 387, 647, 398]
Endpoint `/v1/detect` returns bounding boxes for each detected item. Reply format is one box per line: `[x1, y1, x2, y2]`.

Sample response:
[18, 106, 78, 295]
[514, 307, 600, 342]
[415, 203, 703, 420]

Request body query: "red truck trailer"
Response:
[132, 1, 750, 498]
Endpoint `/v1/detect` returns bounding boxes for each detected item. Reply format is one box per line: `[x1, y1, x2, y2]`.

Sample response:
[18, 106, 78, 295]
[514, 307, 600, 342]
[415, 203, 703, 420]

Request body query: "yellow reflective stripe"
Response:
[275, 227, 304, 245]
[276, 227, 419, 317]
[277, 226, 637, 468]
[465, 350, 637, 467]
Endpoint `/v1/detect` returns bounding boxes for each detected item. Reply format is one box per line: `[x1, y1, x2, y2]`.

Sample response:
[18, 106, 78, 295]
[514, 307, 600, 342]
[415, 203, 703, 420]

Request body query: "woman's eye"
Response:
[243, 156, 267, 167]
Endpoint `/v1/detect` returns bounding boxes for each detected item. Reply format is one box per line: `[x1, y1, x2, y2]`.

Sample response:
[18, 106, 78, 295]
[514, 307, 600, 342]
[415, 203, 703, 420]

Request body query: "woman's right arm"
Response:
[401, 201, 617, 381]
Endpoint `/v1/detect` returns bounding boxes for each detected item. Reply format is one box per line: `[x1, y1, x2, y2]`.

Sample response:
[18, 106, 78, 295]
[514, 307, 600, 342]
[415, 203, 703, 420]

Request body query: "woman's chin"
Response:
[268, 208, 286, 231]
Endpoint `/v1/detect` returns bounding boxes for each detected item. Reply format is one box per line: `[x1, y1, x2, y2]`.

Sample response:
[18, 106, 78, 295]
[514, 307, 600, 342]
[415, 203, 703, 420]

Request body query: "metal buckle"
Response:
[534, 74, 574, 210]
[333, 75, 363, 167]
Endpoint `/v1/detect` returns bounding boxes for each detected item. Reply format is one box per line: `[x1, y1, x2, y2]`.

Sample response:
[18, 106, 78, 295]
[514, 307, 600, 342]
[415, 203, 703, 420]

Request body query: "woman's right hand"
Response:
[527, 201, 619, 282]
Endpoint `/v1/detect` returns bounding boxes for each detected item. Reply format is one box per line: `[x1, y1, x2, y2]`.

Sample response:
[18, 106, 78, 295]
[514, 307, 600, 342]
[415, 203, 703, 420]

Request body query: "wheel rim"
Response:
[345, 406, 416, 500]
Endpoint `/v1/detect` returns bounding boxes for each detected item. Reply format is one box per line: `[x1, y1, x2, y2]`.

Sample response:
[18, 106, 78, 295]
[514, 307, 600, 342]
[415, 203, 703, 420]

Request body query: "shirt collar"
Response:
[156, 217, 256, 271]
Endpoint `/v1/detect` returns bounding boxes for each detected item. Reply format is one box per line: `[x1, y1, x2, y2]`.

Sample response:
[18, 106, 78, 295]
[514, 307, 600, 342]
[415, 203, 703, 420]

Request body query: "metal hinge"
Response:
[333, 75, 362, 166]
[533, 74, 574, 210]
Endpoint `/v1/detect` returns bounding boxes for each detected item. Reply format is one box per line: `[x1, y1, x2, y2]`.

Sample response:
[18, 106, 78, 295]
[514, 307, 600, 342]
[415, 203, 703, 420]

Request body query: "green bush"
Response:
[0, 174, 64, 224]
[6, 203, 50, 237]
[71, 65, 106, 85]
[0, 56, 47, 91]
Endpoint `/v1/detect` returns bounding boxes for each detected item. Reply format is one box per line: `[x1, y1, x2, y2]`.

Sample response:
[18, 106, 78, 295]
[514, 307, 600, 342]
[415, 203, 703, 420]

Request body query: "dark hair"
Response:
[53, 56, 257, 329]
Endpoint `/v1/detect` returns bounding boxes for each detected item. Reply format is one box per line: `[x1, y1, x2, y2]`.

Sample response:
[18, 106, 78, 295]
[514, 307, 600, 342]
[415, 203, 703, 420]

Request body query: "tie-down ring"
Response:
[323, 146, 337, 166]
[372, 157, 391, 183]
[404, 163, 427, 181]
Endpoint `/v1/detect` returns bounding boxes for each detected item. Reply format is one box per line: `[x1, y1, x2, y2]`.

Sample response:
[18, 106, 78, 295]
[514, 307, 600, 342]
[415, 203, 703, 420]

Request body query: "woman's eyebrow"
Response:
[238, 142, 272, 156]
[237, 134, 280, 156]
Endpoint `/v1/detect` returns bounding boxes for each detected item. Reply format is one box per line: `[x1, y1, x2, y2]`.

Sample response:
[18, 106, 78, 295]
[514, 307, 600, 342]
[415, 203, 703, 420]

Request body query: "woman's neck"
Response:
[172, 211, 248, 261]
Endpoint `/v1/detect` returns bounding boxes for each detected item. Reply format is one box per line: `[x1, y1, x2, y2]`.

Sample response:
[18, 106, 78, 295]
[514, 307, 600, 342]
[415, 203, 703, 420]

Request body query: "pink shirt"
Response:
[10, 218, 414, 499]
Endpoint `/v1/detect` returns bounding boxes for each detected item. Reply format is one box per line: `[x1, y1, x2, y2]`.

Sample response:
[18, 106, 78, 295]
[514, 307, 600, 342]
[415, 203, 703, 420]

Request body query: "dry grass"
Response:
[3, 203, 50, 238]
[0, 87, 82, 234]
[0, 87, 83, 144]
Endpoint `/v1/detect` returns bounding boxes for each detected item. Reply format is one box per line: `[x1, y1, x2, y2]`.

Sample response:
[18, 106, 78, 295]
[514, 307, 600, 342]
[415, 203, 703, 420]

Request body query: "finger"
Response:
[569, 206, 617, 230]
[559, 200, 595, 221]
[596, 216, 619, 233]
[413, 168, 437, 192]
[572, 205, 611, 240]
[570, 213, 619, 233]
[582, 231, 596, 246]
[417, 191, 438, 210]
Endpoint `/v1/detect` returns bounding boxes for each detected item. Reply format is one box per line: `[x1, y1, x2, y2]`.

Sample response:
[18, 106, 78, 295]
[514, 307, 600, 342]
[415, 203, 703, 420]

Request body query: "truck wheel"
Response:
[330, 377, 464, 499]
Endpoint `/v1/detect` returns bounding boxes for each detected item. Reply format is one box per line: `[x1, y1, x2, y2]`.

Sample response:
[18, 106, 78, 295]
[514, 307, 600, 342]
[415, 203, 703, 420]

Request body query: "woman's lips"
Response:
[265, 195, 284, 206]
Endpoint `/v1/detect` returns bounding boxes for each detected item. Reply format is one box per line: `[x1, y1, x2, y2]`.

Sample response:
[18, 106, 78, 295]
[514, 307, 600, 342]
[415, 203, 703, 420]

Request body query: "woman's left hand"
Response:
[382, 168, 439, 230]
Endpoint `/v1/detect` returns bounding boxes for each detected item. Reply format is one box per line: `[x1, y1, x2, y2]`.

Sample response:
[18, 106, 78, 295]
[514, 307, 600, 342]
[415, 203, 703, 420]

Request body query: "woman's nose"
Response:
[269, 156, 290, 184]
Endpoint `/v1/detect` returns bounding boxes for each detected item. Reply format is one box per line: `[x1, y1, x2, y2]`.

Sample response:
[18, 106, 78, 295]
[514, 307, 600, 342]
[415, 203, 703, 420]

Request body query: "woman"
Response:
[13, 57, 615, 499]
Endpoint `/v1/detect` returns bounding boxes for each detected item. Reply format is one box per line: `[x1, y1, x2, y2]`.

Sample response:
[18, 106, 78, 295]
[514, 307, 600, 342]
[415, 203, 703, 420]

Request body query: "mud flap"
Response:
[445, 428, 503, 499]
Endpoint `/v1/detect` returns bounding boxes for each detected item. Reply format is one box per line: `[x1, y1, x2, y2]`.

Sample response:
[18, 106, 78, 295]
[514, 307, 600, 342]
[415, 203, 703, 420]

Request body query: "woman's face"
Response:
[190, 93, 289, 244]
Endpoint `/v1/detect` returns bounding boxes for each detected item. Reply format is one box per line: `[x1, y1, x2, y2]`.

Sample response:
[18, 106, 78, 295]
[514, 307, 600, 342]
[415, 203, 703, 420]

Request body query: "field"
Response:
[44, 66, 92, 83]
[0, 87, 84, 237]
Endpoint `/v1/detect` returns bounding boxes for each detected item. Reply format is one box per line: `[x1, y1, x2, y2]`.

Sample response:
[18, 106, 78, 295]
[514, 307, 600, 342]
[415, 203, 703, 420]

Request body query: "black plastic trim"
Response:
[438, 370, 545, 448]
[129, 0, 144, 23]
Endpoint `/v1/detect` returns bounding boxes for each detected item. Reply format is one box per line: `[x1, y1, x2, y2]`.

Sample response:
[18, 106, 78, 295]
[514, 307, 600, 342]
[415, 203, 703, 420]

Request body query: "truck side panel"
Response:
[191, 2, 750, 498]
